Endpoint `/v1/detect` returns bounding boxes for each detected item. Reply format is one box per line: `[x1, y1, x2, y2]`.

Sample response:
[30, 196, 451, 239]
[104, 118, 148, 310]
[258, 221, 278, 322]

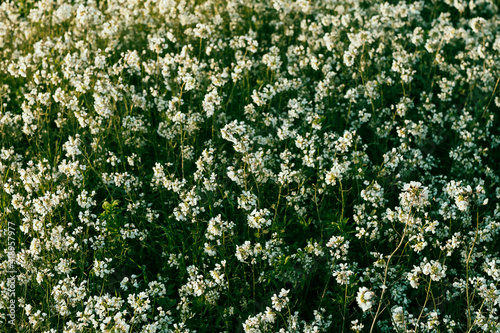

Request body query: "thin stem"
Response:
[465, 209, 480, 331]
[414, 279, 432, 333]
[342, 283, 348, 333]
[369, 207, 412, 333]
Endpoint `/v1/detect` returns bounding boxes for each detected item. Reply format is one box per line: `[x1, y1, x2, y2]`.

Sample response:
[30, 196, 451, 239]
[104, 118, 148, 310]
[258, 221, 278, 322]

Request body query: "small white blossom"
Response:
[356, 287, 375, 312]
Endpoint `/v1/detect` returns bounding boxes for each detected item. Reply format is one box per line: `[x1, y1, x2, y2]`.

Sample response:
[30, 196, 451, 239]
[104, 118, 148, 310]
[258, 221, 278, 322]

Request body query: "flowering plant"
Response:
[1, 0, 499, 332]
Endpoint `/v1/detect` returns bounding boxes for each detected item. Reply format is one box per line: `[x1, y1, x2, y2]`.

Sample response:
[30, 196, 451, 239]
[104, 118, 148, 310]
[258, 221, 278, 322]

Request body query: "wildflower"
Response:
[408, 266, 422, 288]
[469, 17, 487, 33]
[92, 258, 114, 278]
[262, 46, 282, 71]
[351, 319, 364, 332]
[325, 159, 351, 186]
[421, 260, 447, 282]
[391, 306, 406, 328]
[271, 289, 290, 312]
[62, 135, 82, 159]
[399, 181, 430, 211]
[343, 49, 356, 67]
[356, 287, 375, 312]
[236, 241, 252, 263]
[238, 191, 258, 211]
[247, 208, 272, 229]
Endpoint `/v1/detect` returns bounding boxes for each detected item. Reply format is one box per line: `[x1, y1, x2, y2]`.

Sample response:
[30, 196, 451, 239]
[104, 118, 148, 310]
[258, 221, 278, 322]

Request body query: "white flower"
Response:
[399, 181, 429, 211]
[325, 159, 351, 186]
[262, 46, 282, 71]
[392, 306, 406, 328]
[236, 241, 252, 263]
[343, 49, 356, 67]
[455, 194, 469, 212]
[238, 191, 258, 211]
[120, 277, 129, 291]
[204, 242, 217, 256]
[351, 319, 364, 332]
[53, 4, 73, 23]
[92, 258, 114, 278]
[333, 263, 354, 285]
[127, 292, 151, 314]
[62, 135, 82, 159]
[271, 288, 290, 312]
[76, 189, 96, 209]
[408, 265, 422, 288]
[247, 208, 271, 229]
[421, 260, 447, 281]
[356, 287, 375, 312]
[469, 17, 487, 33]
